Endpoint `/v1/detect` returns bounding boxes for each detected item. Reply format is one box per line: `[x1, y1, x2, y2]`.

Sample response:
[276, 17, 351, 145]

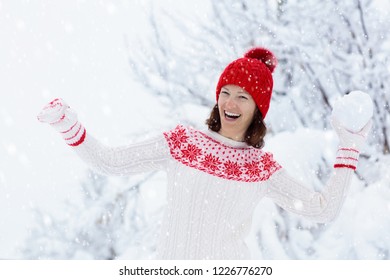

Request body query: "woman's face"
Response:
[217, 84, 257, 142]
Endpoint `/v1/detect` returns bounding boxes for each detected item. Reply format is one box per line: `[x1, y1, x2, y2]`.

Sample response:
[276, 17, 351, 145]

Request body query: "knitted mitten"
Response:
[331, 116, 372, 170]
[37, 98, 86, 146]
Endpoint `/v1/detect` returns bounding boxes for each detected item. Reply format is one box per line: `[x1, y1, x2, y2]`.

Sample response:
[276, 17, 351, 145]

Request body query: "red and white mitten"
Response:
[331, 91, 373, 170]
[37, 98, 86, 146]
[331, 116, 372, 170]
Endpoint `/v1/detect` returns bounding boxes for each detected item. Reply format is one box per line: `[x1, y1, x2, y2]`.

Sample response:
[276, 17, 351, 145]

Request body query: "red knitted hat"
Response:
[216, 47, 277, 119]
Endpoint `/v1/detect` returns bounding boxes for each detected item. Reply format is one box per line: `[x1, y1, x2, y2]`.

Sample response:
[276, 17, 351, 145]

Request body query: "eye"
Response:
[239, 95, 248, 100]
[221, 90, 229, 95]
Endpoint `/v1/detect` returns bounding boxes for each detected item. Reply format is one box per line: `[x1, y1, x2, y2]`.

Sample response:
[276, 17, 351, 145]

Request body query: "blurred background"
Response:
[1, 0, 389, 259]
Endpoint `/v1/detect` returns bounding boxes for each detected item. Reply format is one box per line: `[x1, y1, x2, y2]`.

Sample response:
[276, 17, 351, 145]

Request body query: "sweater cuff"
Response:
[60, 121, 86, 146]
[334, 147, 359, 170]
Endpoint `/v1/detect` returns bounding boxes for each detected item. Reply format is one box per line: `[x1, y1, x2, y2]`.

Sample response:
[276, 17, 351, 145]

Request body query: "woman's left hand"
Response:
[331, 115, 372, 150]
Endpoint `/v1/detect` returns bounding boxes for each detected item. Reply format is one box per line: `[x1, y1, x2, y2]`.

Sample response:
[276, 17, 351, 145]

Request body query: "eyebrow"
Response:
[222, 87, 250, 95]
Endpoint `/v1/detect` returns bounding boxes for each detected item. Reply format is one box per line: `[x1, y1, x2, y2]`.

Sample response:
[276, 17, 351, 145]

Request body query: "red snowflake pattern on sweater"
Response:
[163, 125, 282, 182]
[182, 144, 202, 162]
[201, 154, 222, 172]
[224, 160, 242, 178]
[261, 153, 275, 171]
[244, 161, 261, 177]
[170, 127, 189, 149]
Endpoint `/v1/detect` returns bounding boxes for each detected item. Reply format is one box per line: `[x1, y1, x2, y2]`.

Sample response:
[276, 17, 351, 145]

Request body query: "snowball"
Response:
[331, 91, 373, 132]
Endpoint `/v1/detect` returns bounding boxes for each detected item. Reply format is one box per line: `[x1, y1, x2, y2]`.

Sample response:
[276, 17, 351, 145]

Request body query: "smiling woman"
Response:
[206, 48, 275, 148]
[206, 86, 266, 148]
[217, 85, 258, 141]
[37, 47, 371, 259]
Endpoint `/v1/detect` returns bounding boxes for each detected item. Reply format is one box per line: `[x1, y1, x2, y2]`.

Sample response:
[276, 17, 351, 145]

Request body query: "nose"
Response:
[224, 96, 237, 109]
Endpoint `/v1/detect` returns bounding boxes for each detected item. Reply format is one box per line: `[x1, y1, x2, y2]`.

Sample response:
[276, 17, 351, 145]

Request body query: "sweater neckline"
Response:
[203, 129, 250, 149]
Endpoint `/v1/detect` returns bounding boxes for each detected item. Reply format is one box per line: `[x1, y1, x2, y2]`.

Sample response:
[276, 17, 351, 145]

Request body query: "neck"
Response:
[218, 128, 245, 142]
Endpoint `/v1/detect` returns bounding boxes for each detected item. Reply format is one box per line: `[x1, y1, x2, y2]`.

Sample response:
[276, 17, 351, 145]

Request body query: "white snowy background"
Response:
[1, 0, 390, 260]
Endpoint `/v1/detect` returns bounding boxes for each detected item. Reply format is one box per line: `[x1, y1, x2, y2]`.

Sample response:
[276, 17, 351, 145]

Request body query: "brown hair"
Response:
[205, 104, 267, 149]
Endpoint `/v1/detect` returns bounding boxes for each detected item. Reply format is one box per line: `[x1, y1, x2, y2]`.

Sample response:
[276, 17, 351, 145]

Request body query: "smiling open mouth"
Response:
[224, 111, 241, 120]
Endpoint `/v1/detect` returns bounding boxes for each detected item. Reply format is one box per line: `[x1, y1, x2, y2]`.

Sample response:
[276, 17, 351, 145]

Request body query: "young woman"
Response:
[37, 47, 371, 259]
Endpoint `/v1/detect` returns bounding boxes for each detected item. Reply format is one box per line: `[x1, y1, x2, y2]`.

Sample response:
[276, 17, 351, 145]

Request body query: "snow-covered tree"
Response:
[128, 0, 389, 153]
[22, 170, 162, 259]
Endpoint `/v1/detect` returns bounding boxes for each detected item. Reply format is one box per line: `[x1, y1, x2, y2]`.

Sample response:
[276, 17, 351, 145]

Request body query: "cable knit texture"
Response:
[72, 125, 355, 259]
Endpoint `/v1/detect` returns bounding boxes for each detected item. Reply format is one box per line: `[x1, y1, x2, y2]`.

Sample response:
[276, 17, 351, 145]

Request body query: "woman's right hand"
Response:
[37, 98, 86, 146]
[37, 98, 70, 124]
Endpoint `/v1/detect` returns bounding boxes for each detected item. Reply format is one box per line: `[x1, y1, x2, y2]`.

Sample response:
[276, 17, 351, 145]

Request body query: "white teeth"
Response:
[225, 111, 241, 117]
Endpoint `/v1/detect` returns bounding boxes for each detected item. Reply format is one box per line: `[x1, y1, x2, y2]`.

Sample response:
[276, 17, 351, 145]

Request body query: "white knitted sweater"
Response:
[73, 125, 355, 259]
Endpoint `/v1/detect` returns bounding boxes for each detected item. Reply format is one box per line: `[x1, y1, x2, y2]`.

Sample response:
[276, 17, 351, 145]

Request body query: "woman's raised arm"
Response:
[265, 116, 372, 223]
[37, 98, 170, 176]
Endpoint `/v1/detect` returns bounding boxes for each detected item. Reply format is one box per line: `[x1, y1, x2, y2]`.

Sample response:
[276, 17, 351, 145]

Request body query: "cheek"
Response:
[244, 106, 257, 123]
[248, 102, 257, 116]
[217, 98, 222, 107]
[217, 94, 226, 105]
[217, 101, 224, 116]
[243, 102, 256, 115]
[217, 96, 227, 110]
